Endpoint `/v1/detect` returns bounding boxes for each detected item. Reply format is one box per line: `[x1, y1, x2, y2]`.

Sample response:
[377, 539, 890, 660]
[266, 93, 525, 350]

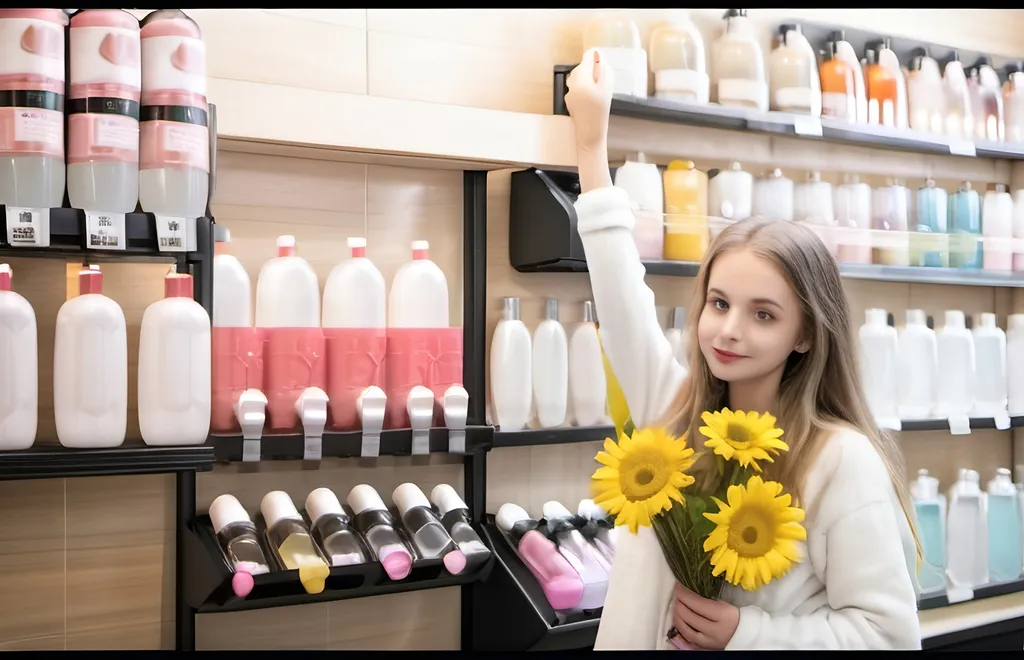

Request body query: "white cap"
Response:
[411, 240, 429, 252]
[542, 501, 573, 522]
[260, 490, 301, 529]
[865, 308, 887, 326]
[577, 499, 608, 520]
[980, 312, 997, 328]
[346, 484, 387, 515]
[945, 310, 965, 328]
[392, 483, 430, 516]
[347, 237, 366, 249]
[209, 494, 251, 534]
[430, 484, 467, 517]
[906, 309, 926, 325]
[305, 487, 344, 525]
[495, 503, 531, 533]
[1009, 314, 1024, 331]
[277, 235, 296, 249]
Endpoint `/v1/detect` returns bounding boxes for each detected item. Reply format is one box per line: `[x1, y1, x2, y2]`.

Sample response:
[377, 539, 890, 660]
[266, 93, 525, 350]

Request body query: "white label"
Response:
[654, 69, 709, 104]
[85, 211, 126, 251]
[595, 46, 648, 98]
[165, 123, 206, 155]
[994, 412, 1011, 430]
[949, 140, 977, 157]
[155, 214, 187, 252]
[775, 86, 814, 111]
[947, 415, 972, 435]
[14, 111, 62, 145]
[5, 207, 48, 247]
[95, 119, 140, 151]
[793, 114, 823, 137]
[821, 91, 854, 120]
[717, 78, 767, 110]
[946, 585, 973, 604]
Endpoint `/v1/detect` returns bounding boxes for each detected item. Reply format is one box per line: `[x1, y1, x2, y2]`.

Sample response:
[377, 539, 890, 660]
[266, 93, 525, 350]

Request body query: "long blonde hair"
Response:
[658, 217, 921, 556]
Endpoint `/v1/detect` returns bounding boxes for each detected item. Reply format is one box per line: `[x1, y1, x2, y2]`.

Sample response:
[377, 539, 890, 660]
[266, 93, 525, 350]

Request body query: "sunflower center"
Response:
[635, 468, 654, 485]
[726, 422, 752, 449]
[728, 505, 775, 557]
[618, 447, 672, 501]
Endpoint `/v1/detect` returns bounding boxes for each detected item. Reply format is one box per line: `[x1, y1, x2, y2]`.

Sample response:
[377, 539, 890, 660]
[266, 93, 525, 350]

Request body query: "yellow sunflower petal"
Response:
[603, 437, 625, 459]
[595, 451, 620, 468]
[591, 466, 619, 481]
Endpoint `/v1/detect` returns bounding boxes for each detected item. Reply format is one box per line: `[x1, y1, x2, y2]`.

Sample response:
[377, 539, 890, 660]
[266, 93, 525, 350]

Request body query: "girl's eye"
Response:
[711, 298, 728, 310]
[755, 310, 773, 321]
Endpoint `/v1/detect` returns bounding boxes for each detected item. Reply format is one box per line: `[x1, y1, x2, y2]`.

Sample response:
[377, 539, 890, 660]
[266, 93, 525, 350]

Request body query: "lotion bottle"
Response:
[489, 297, 532, 431]
[532, 298, 568, 429]
[569, 301, 607, 428]
[496, 503, 584, 611]
[542, 500, 610, 610]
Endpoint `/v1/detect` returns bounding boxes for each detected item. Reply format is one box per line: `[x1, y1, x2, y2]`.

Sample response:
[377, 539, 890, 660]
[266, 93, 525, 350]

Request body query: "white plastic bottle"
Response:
[138, 269, 211, 445]
[859, 309, 899, 426]
[582, 14, 647, 98]
[986, 468, 1022, 583]
[982, 184, 1013, 272]
[946, 468, 989, 590]
[323, 237, 386, 329]
[972, 313, 1008, 418]
[489, 297, 532, 432]
[911, 469, 947, 594]
[54, 266, 128, 448]
[0, 264, 37, 449]
[255, 235, 320, 328]
[389, 240, 449, 328]
[613, 156, 664, 261]
[752, 169, 794, 222]
[897, 309, 938, 421]
[664, 306, 688, 369]
[212, 226, 251, 328]
[67, 10, 142, 216]
[532, 298, 568, 429]
[936, 310, 975, 426]
[1007, 314, 1024, 416]
[707, 162, 753, 221]
[569, 301, 607, 428]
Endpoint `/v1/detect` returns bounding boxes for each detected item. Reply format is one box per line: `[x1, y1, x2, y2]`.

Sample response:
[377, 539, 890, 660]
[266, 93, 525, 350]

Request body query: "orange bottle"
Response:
[819, 41, 856, 122]
[864, 41, 898, 127]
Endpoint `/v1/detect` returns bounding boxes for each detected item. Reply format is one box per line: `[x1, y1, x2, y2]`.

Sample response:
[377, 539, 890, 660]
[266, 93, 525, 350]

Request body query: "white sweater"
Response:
[575, 186, 922, 651]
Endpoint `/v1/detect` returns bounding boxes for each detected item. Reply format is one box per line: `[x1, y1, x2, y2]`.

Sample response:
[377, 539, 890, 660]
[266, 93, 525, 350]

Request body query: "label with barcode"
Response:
[5, 207, 49, 247]
[85, 211, 126, 251]
[154, 214, 187, 253]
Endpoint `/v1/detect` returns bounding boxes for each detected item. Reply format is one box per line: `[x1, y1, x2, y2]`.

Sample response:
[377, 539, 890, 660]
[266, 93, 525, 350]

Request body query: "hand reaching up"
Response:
[565, 47, 614, 154]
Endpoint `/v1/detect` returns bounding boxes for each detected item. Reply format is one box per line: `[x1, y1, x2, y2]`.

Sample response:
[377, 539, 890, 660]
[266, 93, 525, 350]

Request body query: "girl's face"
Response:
[697, 247, 808, 385]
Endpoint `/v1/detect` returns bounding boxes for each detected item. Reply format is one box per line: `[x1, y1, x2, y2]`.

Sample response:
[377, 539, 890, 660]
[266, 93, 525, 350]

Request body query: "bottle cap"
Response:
[214, 225, 231, 255]
[346, 484, 387, 515]
[209, 494, 251, 534]
[392, 483, 431, 516]
[583, 300, 596, 324]
[305, 487, 344, 526]
[0, 264, 11, 291]
[577, 499, 609, 520]
[348, 237, 367, 258]
[260, 490, 301, 529]
[545, 298, 559, 321]
[865, 308, 887, 326]
[79, 265, 103, 295]
[277, 235, 296, 258]
[906, 309, 926, 326]
[495, 503, 532, 533]
[502, 297, 521, 322]
[1008, 314, 1024, 331]
[430, 484, 467, 517]
[164, 272, 193, 299]
[945, 310, 965, 328]
[411, 240, 429, 260]
[980, 312, 997, 328]
[542, 501, 573, 521]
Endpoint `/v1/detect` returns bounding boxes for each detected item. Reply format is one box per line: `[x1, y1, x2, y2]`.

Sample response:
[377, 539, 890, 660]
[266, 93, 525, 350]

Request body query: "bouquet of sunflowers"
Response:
[590, 358, 807, 602]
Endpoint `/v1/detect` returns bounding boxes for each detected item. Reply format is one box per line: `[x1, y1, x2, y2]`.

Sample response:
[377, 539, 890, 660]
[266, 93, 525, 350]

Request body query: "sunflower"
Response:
[703, 475, 807, 591]
[591, 427, 697, 533]
[699, 408, 789, 472]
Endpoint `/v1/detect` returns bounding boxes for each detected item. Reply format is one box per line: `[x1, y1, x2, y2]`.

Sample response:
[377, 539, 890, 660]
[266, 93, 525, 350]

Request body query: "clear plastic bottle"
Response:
[648, 18, 708, 104]
[347, 484, 414, 581]
[949, 182, 982, 270]
[305, 487, 369, 567]
[911, 179, 949, 268]
[430, 484, 492, 573]
[906, 47, 945, 135]
[710, 9, 768, 112]
[581, 14, 647, 98]
[260, 490, 330, 595]
[393, 483, 466, 574]
[209, 494, 270, 597]
[751, 169, 793, 222]
[768, 24, 820, 116]
[942, 51, 973, 139]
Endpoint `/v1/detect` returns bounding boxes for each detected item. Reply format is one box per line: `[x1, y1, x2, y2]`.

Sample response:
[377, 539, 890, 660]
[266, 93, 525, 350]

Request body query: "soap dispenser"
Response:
[768, 23, 821, 116]
[896, 309, 938, 421]
[946, 468, 989, 590]
[864, 39, 900, 127]
[710, 9, 768, 112]
[911, 469, 947, 594]
[986, 468, 1022, 583]
[826, 30, 867, 124]
[582, 14, 647, 98]
[942, 51, 974, 139]
[614, 154, 665, 261]
[936, 310, 975, 431]
[859, 308, 900, 427]
[648, 17, 708, 104]
[819, 38, 857, 122]
[906, 47, 946, 134]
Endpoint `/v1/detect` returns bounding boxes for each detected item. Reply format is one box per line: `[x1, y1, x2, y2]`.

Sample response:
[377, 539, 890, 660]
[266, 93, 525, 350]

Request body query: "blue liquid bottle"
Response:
[948, 181, 982, 269]
[986, 468, 1023, 583]
[911, 469, 947, 594]
[912, 179, 949, 267]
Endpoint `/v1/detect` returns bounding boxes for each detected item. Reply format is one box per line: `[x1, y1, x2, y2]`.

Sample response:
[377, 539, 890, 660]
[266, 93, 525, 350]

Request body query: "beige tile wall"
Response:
[1, 7, 1023, 651]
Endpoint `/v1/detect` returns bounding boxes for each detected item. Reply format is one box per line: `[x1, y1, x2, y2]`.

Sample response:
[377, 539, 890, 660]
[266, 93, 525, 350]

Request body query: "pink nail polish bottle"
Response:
[496, 503, 584, 611]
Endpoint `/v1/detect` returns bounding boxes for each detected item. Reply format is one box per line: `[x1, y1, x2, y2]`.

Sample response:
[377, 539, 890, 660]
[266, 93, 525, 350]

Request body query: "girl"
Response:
[564, 49, 921, 651]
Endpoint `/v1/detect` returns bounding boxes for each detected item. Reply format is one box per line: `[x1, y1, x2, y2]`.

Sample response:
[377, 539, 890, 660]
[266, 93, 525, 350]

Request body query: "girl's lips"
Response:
[713, 348, 745, 363]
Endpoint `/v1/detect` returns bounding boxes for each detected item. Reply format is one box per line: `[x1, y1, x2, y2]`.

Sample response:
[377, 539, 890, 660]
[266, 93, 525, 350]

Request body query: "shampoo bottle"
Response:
[972, 313, 1007, 419]
[986, 468, 1022, 583]
[946, 468, 989, 589]
[896, 309, 938, 421]
[936, 310, 975, 425]
[569, 301, 607, 428]
[496, 503, 584, 611]
[542, 500, 610, 609]
[532, 298, 568, 429]
[490, 297, 532, 431]
[911, 470, 947, 594]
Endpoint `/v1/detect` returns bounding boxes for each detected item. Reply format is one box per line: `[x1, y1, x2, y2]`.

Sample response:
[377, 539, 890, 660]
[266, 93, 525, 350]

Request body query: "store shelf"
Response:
[186, 515, 493, 613]
[0, 443, 215, 481]
[900, 417, 1024, 432]
[493, 426, 615, 448]
[208, 426, 493, 462]
[919, 579, 1024, 612]
[470, 520, 601, 651]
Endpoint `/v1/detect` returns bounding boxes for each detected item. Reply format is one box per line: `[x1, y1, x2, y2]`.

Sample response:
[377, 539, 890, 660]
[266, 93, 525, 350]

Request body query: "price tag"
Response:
[154, 214, 187, 252]
[85, 211, 126, 251]
[947, 415, 972, 436]
[946, 585, 974, 604]
[948, 140, 976, 157]
[793, 115, 823, 137]
[994, 412, 1011, 431]
[4, 207, 49, 247]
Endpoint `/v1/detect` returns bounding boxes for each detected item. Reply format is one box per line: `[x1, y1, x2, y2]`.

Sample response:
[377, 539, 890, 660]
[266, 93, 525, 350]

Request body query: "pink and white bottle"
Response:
[322, 237, 387, 431]
[496, 503, 584, 611]
[0, 9, 68, 219]
[138, 10, 209, 249]
[346, 484, 414, 581]
[67, 10, 141, 218]
[255, 235, 326, 436]
[0, 264, 37, 450]
[385, 241, 464, 429]
[542, 500, 610, 609]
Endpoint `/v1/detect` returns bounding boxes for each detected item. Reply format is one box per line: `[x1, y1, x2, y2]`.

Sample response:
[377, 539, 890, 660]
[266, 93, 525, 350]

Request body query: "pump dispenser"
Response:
[0, 264, 37, 450]
[490, 297, 532, 431]
[907, 47, 945, 134]
[532, 298, 568, 429]
[768, 23, 820, 116]
[819, 39, 856, 121]
[826, 30, 867, 124]
[864, 40, 899, 127]
[943, 51, 974, 139]
[710, 9, 768, 112]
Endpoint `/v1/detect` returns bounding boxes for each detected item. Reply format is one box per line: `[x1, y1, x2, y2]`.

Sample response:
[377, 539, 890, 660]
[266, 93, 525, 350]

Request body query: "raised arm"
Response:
[566, 50, 686, 428]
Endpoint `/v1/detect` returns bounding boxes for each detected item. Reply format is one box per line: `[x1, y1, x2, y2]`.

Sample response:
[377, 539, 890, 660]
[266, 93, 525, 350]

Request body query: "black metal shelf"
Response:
[0, 443, 215, 481]
[208, 426, 493, 462]
[918, 578, 1024, 611]
[493, 425, 614, 448]
[186, 514, 493, 614]
[901, 417, 1024, 432]
[470, 520, 600, 651]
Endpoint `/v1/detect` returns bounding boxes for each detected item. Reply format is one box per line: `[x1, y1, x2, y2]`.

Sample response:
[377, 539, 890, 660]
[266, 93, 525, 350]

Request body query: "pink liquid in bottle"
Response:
[497, 503, 584, 611]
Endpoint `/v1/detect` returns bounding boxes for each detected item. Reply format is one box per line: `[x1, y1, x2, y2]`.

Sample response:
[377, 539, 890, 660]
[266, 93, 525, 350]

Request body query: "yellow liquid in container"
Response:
[663, 160, 709, 261]
[278, 533, 331, 594]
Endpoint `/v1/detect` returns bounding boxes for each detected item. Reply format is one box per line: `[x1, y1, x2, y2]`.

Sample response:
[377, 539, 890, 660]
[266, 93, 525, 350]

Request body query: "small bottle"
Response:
[819, 39, 856, 121]
[577, 499, 617, 565]
[393, 483, 467, 575]
[496, 503, 584, 611]
[542, 501, 610, 610]
[568, 301, 608, 428]
[260, 490, 331, 595]
[532, 298, 569, 429]
[864, 41, 899, 127]
[209, 494, 270, 598]
[347, 484, 414, 581]
[430, 484, 492, 573]
[305, 487, 370, 567]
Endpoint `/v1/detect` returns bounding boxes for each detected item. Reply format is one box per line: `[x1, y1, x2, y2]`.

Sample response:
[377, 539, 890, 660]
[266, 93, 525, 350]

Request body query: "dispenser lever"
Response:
[357, 386, 387, 458]
[407, 386, 435, 456]
[443, 385, 470, 454]
[235, 389, 269, 463]
[295, 387, 329, 462]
